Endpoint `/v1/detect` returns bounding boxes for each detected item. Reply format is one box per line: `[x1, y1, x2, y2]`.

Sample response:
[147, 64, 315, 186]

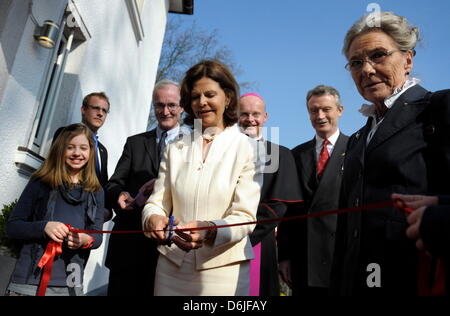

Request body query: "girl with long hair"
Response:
[6, 123, 104, 296]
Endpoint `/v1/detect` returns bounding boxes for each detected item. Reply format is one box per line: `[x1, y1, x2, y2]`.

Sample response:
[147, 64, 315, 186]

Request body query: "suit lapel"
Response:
[98, 142, 107, 166]
[299, 139, 317, 193]
[309, 134, 346, 211]
[144, 129, 158, 171]
[97, 141, 107, 180]
[352, 120, 371, 169]
[366, 85, 429, 155]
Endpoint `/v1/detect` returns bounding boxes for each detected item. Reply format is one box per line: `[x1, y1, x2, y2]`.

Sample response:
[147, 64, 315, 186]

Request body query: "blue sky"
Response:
[173, 0, 450, 148]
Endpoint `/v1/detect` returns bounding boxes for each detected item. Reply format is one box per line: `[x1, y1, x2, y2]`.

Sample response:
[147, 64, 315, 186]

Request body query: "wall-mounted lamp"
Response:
[29, 0, 60, 49]
[33, 20, 60, 48]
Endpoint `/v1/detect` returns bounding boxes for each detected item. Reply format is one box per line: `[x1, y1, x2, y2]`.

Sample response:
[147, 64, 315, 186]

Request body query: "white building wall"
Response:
[70, 0, 168, 173]
[0, 0, 171, 294]
[68, 0, 169, 294]
[0, 0, 66, 208]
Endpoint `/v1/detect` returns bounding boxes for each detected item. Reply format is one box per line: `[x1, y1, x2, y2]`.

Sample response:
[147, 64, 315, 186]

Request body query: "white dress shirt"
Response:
[156, 124, 181, 146]
[315, 129, 340, 161]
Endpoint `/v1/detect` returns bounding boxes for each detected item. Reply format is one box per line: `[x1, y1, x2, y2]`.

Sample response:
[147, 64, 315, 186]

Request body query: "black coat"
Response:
[6, 179, 104, 287]
[421, 196, 450, 295]
[331, 85, 450, 296]
[421, 196, 450, 260]
[278, 133, 348, 295]
[250, 141, 302, 296]
[104, 129, 161, 296]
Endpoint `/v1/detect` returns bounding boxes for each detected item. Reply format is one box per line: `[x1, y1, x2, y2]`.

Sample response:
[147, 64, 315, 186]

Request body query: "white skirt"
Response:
[154, 251, 250, 296]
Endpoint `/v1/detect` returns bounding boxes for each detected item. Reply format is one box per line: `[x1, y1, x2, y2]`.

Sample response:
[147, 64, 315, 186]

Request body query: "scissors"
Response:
[166, 215, 174, 246]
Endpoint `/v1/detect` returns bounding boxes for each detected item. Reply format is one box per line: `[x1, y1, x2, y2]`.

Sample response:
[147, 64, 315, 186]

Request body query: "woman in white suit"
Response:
[142, 60, 262, 296]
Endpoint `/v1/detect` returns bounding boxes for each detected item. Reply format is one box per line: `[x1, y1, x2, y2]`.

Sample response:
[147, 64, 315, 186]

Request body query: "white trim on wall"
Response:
[126, 0, 145, 42]
[14, 146, 44, 176]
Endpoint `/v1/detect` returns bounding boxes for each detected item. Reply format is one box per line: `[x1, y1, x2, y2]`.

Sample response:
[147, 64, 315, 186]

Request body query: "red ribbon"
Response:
[37, 240, 63, 296]
[36, 199, 413, 296]
[69, 199, 412, 235]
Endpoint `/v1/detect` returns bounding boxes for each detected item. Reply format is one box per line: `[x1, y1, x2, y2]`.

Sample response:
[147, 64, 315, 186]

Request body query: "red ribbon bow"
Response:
[37, 240, 63, 296]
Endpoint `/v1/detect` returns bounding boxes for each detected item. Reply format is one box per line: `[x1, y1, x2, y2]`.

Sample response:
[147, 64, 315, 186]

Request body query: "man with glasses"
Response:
[53, 92, 110, 188]
[238, 93, 302, 296]
[105, 79, 185, 296]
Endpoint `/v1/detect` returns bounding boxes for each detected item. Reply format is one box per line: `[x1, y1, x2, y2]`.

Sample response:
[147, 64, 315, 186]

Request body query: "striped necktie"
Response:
[158, 131, 168, 162]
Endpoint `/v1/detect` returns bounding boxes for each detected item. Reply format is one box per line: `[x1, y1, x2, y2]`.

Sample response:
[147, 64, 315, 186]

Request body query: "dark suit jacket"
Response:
[53, 127, 109, 187]
[421, 196, 450, 296]
[250, 141, 302, 296]
[278, 133, 348, 294]
[331, 85, 450, 296]
[420, 203, 450, 296]
[421, 196, 450, 260]
[104, 129, 159, 263]
[104, 129, 162, 295]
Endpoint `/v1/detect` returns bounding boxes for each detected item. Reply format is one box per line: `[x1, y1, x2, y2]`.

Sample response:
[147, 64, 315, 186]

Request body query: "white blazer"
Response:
[142, 125, 262, 270]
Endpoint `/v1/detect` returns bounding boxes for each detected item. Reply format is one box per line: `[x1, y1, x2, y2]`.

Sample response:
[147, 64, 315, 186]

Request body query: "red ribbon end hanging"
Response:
[37, 240, 63, 296]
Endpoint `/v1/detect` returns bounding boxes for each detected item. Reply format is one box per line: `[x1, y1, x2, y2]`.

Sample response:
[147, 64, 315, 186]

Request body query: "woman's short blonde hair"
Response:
[343, 11, 420, 59]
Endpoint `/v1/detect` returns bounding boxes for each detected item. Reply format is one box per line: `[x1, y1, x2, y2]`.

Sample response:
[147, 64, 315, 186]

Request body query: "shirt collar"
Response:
[157, 124, 180, 141]
[315, 128, 340, 147]
[254, 134, 264, 142]
[358, 77, 421, 118]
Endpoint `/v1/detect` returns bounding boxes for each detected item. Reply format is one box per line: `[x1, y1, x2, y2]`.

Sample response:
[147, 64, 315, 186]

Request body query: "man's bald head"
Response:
[238, 93, 268, 138]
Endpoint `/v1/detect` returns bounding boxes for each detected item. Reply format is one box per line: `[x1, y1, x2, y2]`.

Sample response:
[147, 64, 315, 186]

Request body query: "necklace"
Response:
[202, 134, 216, 142]
[201, 126, 223, 142]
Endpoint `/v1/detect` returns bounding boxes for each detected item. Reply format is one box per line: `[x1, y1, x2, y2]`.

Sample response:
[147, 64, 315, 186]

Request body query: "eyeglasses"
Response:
[239, 112, 263, 119]
[154, 102, 180, 111]
[86, 104, 109, 114]
[345, 49, 404, 71]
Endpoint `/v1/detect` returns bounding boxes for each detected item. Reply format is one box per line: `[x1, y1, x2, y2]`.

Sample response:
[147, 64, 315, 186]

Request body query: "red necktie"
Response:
[317, 139, 330, 178]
